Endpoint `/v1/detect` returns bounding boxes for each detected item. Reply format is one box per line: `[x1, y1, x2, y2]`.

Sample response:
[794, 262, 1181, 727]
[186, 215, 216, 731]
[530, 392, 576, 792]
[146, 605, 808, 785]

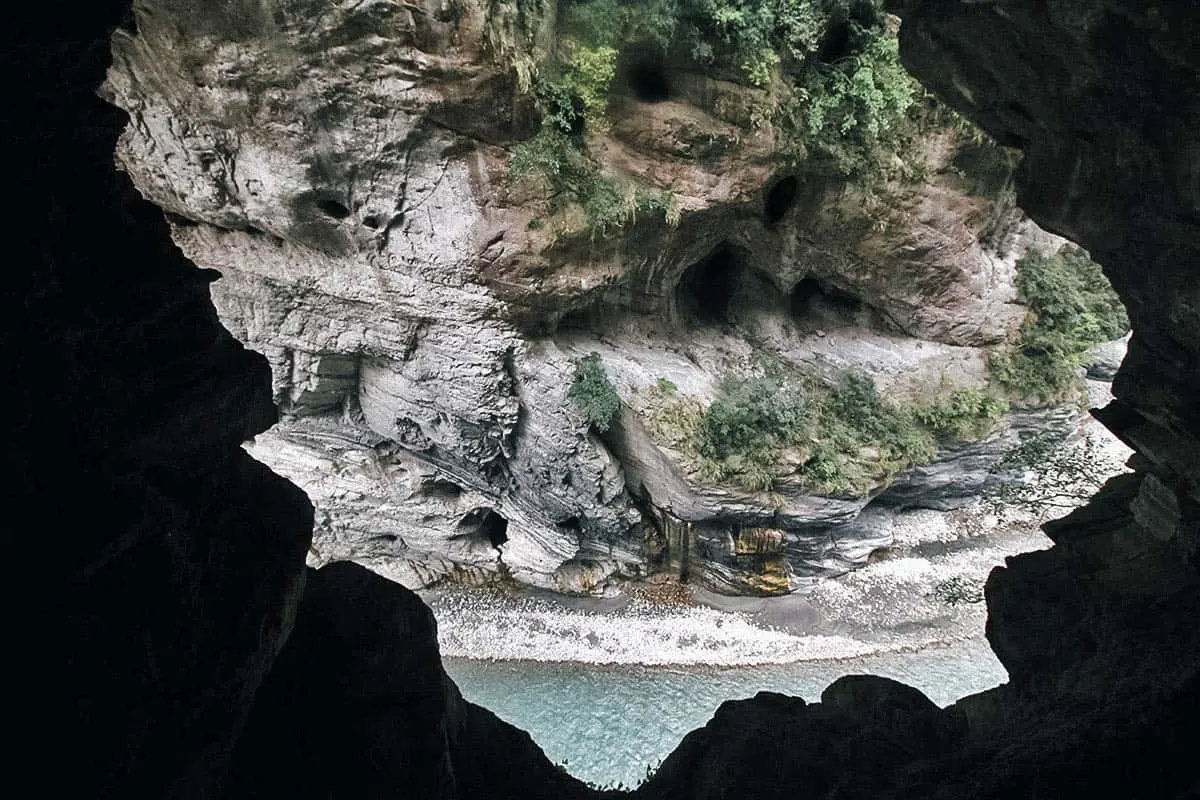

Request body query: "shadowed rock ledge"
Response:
[18, 0, 1200, 798]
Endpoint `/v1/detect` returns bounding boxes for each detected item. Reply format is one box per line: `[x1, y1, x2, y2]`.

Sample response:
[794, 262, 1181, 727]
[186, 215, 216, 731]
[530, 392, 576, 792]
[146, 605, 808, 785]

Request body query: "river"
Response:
[432, 383, 1128, 788]
[430, 509, 1048, 788]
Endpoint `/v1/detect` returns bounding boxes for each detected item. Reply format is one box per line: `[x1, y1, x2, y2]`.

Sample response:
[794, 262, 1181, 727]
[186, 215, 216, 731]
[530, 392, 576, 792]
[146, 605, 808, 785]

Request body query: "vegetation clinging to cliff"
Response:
[640, 363, 1008, 495]
[570, 353, 622, 432]
[500, 0, 924, 235]
[990, 246, 1129, 403]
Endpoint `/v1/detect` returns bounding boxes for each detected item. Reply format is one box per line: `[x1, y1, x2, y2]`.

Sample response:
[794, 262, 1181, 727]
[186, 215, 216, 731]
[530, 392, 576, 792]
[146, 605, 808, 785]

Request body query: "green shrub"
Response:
[501, 0, 921, 199]
[691, 370, 814, 492]
[569, 353, 621, 432]
[991, 246, 1129, 403]
[1015, 246, 1128, 342]
[641, 363, 1015, 496]
[563, 41, 618, 129]
[785, 33, 917, 175]
[913, 388, 1009, 440]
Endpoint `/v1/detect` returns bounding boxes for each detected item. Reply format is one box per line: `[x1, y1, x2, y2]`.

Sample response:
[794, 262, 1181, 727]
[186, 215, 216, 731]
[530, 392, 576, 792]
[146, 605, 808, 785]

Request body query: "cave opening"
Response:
[676, 244, 741, 324]
[816, 2, 881, 65]
[790, 276, 867, 330]
[456, 507, 509, 549]
[674, 243, 788, 330]
[764, 175, 799, 224]
[626, 55, 671, 102]
[316, 196, 352, 220]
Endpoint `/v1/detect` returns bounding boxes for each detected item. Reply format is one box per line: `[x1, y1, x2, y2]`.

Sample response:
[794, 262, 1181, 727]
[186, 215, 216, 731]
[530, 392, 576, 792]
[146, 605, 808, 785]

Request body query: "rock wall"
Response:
[101, 0, 1082, 595]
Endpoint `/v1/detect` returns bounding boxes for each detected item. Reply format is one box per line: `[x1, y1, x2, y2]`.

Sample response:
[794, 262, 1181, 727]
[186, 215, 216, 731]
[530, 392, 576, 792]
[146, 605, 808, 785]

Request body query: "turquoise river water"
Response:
[426, 505, 1055, 788]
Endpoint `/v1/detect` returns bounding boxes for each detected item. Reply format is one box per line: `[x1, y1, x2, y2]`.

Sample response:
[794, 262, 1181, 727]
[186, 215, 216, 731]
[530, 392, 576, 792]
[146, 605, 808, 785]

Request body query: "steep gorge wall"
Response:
[102, 0, 1085, 596]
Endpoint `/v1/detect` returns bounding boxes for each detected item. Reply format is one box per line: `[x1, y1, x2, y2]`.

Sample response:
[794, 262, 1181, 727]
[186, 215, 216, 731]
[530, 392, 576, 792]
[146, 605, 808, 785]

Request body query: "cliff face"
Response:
[102, 0, 1079, 596]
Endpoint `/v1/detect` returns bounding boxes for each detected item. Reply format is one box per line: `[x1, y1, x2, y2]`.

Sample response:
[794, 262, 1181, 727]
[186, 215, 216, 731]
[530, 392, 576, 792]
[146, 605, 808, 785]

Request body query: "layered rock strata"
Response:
[104, 0, 1082, 595]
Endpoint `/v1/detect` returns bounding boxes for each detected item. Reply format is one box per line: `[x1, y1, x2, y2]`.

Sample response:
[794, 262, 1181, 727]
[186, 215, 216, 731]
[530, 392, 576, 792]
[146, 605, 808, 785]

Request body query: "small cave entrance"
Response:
[764, 175, 799, 225]
[816, 2, 881, 65]
[456, 507, 510, 549]
[316, 196, 352, 220]
[676, 245, 741, 324]
[675, 244, 783, 328]
[790, 277, 869, 331]
[625, 54, 671, 102]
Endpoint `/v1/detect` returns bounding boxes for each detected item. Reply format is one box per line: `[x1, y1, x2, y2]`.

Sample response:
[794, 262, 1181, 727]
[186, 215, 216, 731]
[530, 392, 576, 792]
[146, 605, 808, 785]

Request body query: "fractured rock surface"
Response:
[103, 0, 1079, 595]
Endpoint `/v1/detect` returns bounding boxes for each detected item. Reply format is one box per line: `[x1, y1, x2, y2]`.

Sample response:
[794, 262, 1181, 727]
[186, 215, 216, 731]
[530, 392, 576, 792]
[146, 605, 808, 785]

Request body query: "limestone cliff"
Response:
[101, 0, 1097, 596]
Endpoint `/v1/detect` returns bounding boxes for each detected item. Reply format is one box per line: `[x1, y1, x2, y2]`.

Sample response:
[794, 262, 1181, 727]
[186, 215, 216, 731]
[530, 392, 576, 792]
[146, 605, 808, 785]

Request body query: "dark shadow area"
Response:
[675, 243, 786, 329]
[626, 55, 671, 102]
[816, 2, 881, 64]
[316, 196, 352, 219]
[790, 276, 872, 331]
[676, 244, 742, 323]
[457, 507, 510, 549]
[765, 175, 799, 224]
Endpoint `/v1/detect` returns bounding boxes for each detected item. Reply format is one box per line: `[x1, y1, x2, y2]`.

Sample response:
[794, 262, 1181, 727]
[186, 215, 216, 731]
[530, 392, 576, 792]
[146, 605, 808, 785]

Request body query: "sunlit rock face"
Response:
[102, 0, 1078, 595]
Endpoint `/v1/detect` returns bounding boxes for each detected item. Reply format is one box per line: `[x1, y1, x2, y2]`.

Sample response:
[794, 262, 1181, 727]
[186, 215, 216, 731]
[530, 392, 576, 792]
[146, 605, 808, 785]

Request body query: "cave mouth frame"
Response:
[316, 196, 352, 220]
[674, 242, 792, 332]
[789, 275, 880, 332]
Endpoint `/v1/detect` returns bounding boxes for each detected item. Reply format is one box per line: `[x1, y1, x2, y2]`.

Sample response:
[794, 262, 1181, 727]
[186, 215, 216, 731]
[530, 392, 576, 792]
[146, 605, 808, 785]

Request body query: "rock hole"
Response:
[676, 244, 783, 328]
[457, 507, 509, 549]
[362, 214, 383, 230]
[557, 516, 582, 535]
[817, 20, 854, 64]
[316, 197, 351, 220]
[628, 56, 671, 102]
[765, 176, 799, 224]
[791, 277, 866, 331]
[677, 244, 741, 323]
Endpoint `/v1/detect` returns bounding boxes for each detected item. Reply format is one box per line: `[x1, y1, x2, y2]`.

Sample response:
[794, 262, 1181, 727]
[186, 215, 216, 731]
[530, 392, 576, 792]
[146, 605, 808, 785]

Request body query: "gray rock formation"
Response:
[100, 0, 1089, 596]
[1087, 333, 1129, 381]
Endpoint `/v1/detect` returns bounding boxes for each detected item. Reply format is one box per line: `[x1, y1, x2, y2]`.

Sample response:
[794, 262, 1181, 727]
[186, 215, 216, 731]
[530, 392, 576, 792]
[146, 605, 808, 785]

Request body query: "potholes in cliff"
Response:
[675, 244, 784, 327]
[816, 2, 882, 64]
[790, 276, 888, 333]
[315, 196, 352, 220]
[623, 53, 672, 103]
[764, 175, 799, 225]
[456, 507, 509, 550]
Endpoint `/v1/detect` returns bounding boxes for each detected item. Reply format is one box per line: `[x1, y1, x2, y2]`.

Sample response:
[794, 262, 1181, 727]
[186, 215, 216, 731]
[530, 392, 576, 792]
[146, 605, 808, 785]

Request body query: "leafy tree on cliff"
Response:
[570, 353, 621, 432]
